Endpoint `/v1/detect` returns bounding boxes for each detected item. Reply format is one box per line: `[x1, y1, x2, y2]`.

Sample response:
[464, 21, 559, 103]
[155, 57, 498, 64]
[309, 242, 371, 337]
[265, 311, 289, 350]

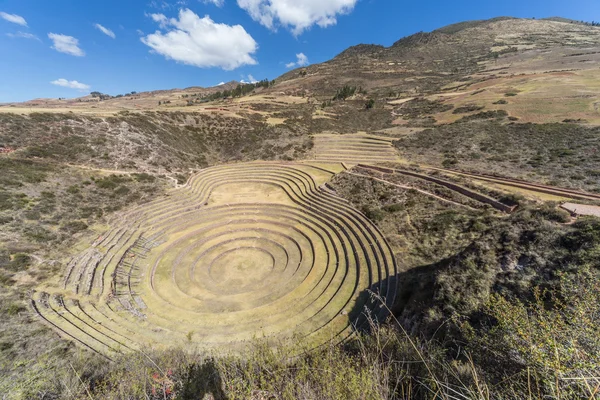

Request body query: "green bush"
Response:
[60, 221, 88, 234]
[455, 110, 508, 122]
[332, 85, 357, 101]
[382, 203, 404, 213]
[466, 268, 600, 398]
[114, 185, 130, 195]
[66, 185, 80, 194]
[95, 174, 130, 190]
[5, 253, 31, 272]
[531, 202, 571, 223]
[133, 173, 156, 182]
[452, 104, 484, 114]
[23, 225, 55, 242]
[0, 272, 14, 286]
[361, 206, 385, 221]
[4, 302, 26, 316]
[442, 158, 458, 168]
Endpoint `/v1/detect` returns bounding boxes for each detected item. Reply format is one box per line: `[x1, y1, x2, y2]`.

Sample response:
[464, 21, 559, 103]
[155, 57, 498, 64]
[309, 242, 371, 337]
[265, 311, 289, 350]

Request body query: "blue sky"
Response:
[0, 0, 598, 102]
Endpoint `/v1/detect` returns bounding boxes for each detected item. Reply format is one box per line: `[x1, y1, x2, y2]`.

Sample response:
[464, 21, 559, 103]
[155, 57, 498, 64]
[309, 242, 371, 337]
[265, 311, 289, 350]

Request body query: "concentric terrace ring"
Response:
[31, 162, 398, 357]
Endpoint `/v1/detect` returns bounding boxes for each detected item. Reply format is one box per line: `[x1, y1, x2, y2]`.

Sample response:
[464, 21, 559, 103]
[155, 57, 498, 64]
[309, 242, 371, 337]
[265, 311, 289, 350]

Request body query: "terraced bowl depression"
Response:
[32, 162, 397, 357]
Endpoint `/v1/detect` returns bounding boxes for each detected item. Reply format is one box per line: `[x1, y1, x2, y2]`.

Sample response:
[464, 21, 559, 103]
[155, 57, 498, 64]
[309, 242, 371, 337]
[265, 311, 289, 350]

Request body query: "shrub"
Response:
[466, 268, 600, 398]
[66, 185, 80, 194]
[455, 110, 508, 122]
[452, 104, 484, 114]
[114, 185, 130, 196]
[95, 174, 130, 190]
[361, 206, 385, 221]
[4, 302, 26, 316]
[133, 173, 156, 183]
[382, 203, 404, 213]
[531, 203, 571, 223]
[442, 158, 458, 168]
[0, 272, 14, 286]
[332, 85, 357, 101]
[24, 225, 55, 242]
[60, 221, 88, 234]
[7, 253, 31, 272]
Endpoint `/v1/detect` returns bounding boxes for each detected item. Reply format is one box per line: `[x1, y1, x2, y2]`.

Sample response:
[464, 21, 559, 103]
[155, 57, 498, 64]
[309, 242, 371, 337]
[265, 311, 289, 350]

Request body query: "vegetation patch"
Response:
[393, 121, 600, 191]
[452, 104, 485, 114]
[394, 97, 453, 119]
[454, 109, 508, 122]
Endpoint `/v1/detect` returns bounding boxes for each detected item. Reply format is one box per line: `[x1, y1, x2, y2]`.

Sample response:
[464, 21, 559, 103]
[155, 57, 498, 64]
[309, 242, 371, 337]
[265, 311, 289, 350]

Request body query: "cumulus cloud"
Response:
[0, 12, 27, 26]
[149, 0, 189, 10]
[240, 74, 258, 84]
[6, 31, 40, 41]
[141, 9, 258, 70]
[48, 33, 85, 56]
[237, 0, 357, 35]
[94, 23, 116, 39]
[50, 78, 91, 90]
[148, 12, 169, 28]
[285, 52, 308, 68]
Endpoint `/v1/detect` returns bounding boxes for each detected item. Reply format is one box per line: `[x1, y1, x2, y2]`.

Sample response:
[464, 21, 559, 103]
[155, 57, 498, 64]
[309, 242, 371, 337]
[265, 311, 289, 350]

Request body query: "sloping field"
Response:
[32, 162, 397, 357]
[311, 133, 400, 166]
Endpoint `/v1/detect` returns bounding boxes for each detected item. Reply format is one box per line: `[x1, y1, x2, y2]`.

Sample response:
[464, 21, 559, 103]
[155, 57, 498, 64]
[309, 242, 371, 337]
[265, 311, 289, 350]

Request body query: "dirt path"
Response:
[66, 164, 134, 176]
[561, 203, 600, 218]
[428, 167, 600, 202]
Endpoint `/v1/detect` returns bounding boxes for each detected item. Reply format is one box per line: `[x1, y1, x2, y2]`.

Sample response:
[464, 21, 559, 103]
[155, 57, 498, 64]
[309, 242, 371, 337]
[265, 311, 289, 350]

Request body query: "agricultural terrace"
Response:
[32, 162, 398, 357]
[311, 133, 400, 166]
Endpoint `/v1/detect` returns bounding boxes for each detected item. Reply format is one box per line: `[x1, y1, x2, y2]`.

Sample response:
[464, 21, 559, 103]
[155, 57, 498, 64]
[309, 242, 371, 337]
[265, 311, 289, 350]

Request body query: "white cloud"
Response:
[141, 9, 258, 70]
[149, 0, 189, 10]
[285, 52, 308, 68]
[0, 12, 27, 27]
[6, 31, 40, 41]
[237, 0, 357, 35]
[217, 81, 225, 86]
[148, 13, 169, 28]
[203, 0, 225, 6]
[48, 33, 85, 56]
[50, 78, 91, 91]
[240, 74, 258, 84]
[94, 23, 116, 39]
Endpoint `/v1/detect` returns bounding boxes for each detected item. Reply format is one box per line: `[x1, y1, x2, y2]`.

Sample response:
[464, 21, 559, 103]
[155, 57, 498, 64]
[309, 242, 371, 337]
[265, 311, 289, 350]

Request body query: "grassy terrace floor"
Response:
[310, 133, 401, 166]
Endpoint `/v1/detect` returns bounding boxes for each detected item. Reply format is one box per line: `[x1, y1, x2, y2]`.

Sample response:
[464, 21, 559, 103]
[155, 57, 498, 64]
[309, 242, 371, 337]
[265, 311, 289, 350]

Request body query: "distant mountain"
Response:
[274, 17, 600, 97]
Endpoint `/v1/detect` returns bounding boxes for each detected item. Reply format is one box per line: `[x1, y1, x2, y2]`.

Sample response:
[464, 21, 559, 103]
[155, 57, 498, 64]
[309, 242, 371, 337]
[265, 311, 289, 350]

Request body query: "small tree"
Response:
[365, 99, 375, 109]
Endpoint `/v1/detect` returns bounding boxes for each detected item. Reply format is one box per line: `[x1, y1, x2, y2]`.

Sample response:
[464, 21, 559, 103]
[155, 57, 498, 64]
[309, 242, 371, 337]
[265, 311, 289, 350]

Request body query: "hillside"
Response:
[276, 17, 600, 98]
[1, 16, 600, 399]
